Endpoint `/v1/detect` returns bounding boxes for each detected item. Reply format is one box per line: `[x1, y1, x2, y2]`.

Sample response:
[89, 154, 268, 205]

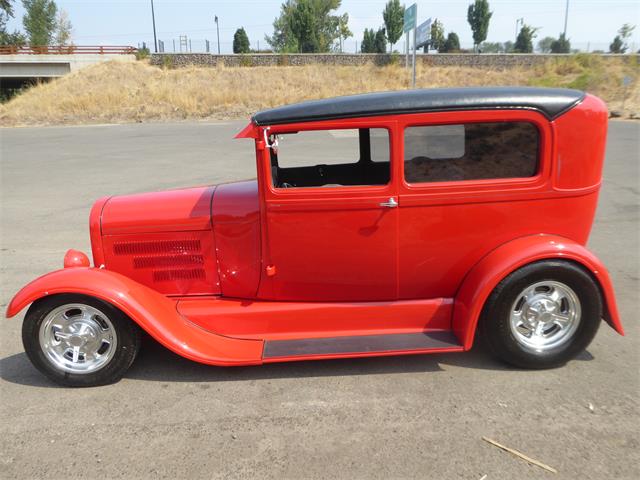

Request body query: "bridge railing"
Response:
[0, 45, 137, 55]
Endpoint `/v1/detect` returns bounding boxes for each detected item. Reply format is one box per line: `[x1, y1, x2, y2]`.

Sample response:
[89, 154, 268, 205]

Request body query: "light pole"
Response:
[563, 0, 569, 37]
[214, 15, 220, 54]
[150, 0, 158, 53]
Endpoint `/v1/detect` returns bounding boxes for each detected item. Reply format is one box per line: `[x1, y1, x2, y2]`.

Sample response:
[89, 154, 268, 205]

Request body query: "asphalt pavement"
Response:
[0, 120, 638, 479]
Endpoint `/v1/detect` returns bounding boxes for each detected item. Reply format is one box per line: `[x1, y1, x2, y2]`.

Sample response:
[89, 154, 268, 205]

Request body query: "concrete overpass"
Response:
[0, 46, 136, 91]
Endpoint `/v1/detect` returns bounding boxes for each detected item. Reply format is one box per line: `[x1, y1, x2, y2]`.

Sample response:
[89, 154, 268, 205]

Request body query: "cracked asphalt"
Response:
[0, 120, 638, 479]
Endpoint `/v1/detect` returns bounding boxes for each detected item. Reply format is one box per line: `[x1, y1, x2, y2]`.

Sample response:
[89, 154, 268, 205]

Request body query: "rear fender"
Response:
[453, 234, 623, 350]
[6, 268, 263, 366]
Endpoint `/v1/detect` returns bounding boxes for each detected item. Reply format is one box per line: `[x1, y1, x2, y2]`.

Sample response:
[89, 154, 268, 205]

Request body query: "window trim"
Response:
[397, 110, 552, 200]
[263, 120, 396, 199]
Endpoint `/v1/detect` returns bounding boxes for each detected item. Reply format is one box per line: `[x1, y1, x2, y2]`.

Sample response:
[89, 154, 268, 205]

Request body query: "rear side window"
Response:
[404, 122, 539, 184]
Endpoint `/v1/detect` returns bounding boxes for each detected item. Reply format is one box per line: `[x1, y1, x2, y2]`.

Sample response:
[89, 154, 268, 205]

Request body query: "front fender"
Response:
[453, 234, 623, 350]
[6, 268, 264, 366]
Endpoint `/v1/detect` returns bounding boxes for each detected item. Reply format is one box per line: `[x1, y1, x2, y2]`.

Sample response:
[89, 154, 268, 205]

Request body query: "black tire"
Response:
[22, 294, 140, 387]
[480, 260, 602, 369]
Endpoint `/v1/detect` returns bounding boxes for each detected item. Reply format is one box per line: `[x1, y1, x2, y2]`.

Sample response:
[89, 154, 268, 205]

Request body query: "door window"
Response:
[269, 128, 390, 188]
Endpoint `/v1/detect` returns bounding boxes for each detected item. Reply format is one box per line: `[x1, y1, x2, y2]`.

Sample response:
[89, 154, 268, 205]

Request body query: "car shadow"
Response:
[0, 337, 595, 388]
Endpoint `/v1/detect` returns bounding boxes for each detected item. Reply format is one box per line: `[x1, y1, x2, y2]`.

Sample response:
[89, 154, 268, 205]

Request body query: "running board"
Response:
[263, 331, 461, 359]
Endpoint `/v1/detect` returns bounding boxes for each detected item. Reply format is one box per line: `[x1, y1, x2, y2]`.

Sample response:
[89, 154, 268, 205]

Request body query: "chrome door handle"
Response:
[379, 197, 398, 208]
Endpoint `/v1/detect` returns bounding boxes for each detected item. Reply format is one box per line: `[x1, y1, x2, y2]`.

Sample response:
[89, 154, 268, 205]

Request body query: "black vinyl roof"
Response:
[252, 87, 585, 126]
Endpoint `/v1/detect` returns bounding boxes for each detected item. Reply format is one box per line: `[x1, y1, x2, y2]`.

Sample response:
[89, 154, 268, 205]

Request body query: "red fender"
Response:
[453, 234, 624, 350]
[5, 268, 264, 366]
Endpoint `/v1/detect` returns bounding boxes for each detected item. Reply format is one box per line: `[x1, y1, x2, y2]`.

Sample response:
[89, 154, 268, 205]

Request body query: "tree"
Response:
[467, 0, 492, 51]
[265, 1, 297, 52]
[382, 0, 404, 52]
[361, 27, 385, 53]
[361, 28, 375, 53]
[514, 24, 537, 53]
[233, 27, 250, 53]
[537, 36, 554, 53]
[610, 23, 635, 53]
[550, 33, 570, 53]
[619, 23, 636, 44]
[23, 0, 57, 45]
[503, 40, 514, 53]
[265, 0, 343, 53]
[480, 41, 504, 53]
[440, 32, 460, 53]
[374, 27, 386, 53]
[428, 19, 445, 52]
[293, 0, 321, 52]
[609, 36, 623, 53]
[55, 8, 71, 45]
[337, 13, 352, 52]
[1, 0, 26, 46]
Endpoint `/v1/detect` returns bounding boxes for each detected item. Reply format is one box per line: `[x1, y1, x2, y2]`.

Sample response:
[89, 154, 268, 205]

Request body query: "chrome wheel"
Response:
[509, 281, 581, 352]
[38, 303, 118, 374]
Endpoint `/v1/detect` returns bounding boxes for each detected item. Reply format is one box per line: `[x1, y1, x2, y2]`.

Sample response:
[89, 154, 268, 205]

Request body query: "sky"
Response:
[6, 0, 640, 53]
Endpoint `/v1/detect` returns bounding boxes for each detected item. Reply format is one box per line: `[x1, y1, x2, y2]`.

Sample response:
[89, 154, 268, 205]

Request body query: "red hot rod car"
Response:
[7, 87, 624, 386]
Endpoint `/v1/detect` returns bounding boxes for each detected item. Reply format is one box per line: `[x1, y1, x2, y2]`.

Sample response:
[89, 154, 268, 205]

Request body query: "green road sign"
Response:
[404, 3, 417, 33]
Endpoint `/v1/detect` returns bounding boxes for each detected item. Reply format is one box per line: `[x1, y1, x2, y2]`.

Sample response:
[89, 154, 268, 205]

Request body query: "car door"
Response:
[256, 120, 399, 302]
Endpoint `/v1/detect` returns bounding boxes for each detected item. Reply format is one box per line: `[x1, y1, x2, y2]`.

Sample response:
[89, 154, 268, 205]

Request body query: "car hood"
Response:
[100, 186, 215, 235]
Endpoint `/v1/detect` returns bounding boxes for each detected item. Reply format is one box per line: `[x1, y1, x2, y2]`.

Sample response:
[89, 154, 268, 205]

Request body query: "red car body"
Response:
[7, 88, 624, 367]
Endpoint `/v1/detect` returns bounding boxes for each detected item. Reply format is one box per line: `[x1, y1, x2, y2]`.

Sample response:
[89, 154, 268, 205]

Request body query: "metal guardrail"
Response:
[0, 45, 137, 55]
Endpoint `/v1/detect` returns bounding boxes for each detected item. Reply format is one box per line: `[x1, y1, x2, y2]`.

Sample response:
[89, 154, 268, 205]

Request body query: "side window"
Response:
[270, 128, 390, 188]
[404, 122, 539, 184]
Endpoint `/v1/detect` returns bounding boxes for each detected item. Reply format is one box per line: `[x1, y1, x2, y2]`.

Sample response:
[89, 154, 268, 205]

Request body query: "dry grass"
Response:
[1, 55, 638, 126]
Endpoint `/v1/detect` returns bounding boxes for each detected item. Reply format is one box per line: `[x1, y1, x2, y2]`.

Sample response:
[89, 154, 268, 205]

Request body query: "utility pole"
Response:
[150, 0, 158, 53]
[214, 15, 220, 54]
[563, 0, 569, 37]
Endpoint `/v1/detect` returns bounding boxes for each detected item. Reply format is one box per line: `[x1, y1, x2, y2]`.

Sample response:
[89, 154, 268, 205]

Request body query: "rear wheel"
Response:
[22, 294, 140, 387]
[481, 260, 602, 369]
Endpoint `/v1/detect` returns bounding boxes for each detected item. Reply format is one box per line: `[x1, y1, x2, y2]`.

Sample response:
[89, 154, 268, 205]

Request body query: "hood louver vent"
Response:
[133, 255, 205, 269]
[113, 240, 201, 256]
[112, 239, 206, 285]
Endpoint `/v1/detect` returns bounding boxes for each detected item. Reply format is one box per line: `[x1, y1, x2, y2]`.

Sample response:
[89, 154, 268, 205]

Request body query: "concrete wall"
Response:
[150, 53, 638, 69]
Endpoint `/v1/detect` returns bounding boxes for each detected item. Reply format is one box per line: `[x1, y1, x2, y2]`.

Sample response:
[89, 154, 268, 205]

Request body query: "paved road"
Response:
[1, 121, 638, 479]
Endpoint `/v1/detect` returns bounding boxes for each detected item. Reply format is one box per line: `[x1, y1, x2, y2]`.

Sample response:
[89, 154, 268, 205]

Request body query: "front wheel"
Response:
[22, 294, 140, 387]
[481, 260, 602, 369]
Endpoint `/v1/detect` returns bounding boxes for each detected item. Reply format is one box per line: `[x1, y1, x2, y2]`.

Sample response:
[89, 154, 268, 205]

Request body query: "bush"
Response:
[161, 55, 174, 69]
[529, 53, 607, 92]
[135, 46, 150, 61]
